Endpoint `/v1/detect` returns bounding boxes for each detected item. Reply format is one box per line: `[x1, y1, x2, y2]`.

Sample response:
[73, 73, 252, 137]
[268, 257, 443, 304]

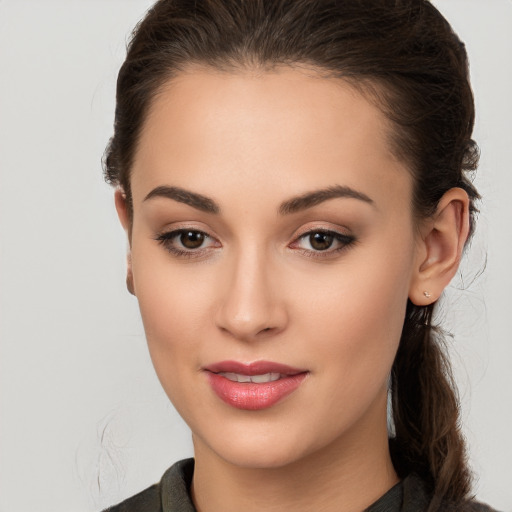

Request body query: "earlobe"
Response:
[409, 188, 470, 306]
[126, 253, 136, 296]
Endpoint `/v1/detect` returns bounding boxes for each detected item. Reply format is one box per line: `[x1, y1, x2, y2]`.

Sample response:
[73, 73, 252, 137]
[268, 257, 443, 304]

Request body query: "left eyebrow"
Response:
[279, 185, 374, 215]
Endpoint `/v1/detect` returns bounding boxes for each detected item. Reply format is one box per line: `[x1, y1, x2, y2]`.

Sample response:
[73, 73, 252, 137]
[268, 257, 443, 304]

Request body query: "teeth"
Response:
[251, 373, 280, 383]
[219, 372, 281, 383]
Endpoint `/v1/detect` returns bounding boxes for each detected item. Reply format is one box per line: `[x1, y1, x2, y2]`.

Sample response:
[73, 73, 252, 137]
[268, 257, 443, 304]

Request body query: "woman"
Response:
[102, 1, 497, 511]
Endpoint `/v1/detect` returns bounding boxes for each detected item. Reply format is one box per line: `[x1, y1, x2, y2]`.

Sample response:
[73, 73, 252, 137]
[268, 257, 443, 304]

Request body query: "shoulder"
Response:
[101, 458, 195, 512]
[102, 483, 161, 512]
[402, 474, 501, 512]
[457, 501, 501, 512]
[441, 500, 502, 512]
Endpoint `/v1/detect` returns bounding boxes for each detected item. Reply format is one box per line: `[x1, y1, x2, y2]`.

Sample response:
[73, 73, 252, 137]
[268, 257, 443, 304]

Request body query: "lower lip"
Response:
[206, 372, 307, 410]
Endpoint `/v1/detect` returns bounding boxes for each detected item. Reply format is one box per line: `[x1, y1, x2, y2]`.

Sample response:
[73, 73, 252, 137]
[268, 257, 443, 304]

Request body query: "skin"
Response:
[115, 65, 470, 512]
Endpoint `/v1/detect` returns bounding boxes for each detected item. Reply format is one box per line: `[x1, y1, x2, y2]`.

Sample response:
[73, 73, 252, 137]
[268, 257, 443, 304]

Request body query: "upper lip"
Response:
[204, 360, 307, 376]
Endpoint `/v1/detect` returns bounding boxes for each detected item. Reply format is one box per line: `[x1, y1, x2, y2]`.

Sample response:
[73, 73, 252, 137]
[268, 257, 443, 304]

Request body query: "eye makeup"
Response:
[154, 225, 357, 261]
[155, 228, 220, 259]
[290, 229, 356, 259]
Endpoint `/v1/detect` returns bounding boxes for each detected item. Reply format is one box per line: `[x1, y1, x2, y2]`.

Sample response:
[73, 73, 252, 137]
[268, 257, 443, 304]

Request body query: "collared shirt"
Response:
[103, 458, 498, 512]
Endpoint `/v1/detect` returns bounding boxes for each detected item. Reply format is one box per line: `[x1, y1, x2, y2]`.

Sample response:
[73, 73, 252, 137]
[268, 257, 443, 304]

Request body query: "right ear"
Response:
[114, 188, 131, 232]
[114, 189, 135, 296]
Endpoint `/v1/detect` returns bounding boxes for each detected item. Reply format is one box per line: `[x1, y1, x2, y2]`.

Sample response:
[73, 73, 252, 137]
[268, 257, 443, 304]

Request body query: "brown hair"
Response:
[104, 0, 479, 507]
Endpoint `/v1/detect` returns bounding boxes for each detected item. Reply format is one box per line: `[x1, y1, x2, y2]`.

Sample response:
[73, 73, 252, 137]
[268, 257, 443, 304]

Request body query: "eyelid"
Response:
[154, 220, 221, 243]
[153, 222, 355, 260]
[293, 222, 351, 238]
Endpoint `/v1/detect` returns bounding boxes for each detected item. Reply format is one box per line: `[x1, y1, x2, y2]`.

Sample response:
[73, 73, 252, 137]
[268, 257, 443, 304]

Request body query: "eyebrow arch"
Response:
[144, 185, 220, 214]
[279, 185, 374, 215]
[143, 184, 373, 216]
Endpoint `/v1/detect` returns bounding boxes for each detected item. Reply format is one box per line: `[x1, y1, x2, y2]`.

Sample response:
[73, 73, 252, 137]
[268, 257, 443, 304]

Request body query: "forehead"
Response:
[131, 66, 411, 213]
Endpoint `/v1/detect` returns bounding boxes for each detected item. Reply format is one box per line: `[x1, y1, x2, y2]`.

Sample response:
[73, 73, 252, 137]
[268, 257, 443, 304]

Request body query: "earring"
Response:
[423, 291, 432, 298]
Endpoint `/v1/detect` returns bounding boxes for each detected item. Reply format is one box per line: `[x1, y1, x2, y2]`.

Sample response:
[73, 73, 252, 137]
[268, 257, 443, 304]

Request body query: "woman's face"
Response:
[125, 66, 421, 468]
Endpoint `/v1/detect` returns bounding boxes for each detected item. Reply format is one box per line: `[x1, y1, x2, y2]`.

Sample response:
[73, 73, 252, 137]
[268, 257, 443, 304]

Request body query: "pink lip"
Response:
[206, 360, 305, 376]
[204, 360, 308, 411]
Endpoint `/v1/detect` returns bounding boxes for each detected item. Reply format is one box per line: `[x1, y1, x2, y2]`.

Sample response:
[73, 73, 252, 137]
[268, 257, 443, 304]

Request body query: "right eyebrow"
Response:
[143, 185, 220, 214]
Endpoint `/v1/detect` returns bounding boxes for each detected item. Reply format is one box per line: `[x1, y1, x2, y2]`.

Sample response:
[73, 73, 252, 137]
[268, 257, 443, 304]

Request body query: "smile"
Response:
[218, 372, 281, 383]
[204, 361, 308, 411]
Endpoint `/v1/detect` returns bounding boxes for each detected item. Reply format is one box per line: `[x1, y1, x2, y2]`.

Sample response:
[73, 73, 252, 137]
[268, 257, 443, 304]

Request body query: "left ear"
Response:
[409, 187, 470, 306]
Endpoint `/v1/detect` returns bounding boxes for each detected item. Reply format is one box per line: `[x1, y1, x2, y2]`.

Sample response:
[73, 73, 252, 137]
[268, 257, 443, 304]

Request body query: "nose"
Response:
[214, 248, 288, 342]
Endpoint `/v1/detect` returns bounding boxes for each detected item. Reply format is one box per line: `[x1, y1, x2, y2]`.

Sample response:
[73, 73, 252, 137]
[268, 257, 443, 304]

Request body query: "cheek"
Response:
[292, 242, 414, 392]
[132, 262, 219, 423]
[130, 244, 216, 376]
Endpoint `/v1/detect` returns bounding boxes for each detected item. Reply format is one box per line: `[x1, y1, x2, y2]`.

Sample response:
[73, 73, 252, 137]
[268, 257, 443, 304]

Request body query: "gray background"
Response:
[0, 1, 510, 511]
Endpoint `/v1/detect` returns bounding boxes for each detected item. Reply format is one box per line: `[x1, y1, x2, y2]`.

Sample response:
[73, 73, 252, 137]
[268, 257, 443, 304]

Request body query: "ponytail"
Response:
[390, 300, 472, 510]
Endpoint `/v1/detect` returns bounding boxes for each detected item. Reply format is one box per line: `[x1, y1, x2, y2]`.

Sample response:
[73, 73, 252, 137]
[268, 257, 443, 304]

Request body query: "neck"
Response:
[191, 395, 398, 512]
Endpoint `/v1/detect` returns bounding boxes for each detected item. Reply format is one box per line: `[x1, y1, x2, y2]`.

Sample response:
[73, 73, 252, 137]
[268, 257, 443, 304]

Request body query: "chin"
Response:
[218, 443, 307, 470]
[192, 425, 314, 470]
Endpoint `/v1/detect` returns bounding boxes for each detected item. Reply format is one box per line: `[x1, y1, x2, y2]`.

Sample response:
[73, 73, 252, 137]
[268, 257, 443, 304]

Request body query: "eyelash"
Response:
[155, 229, 217, 259]
[155, 228, 356, 259]
[291, 229, 356, 259]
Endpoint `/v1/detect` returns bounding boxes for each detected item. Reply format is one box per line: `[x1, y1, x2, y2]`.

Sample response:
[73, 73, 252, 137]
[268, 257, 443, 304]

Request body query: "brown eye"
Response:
[180, 230, 205, 249]
[156, 228, 220, 258]
[291, 229, 356, 257]
[309, 232, 334, 251]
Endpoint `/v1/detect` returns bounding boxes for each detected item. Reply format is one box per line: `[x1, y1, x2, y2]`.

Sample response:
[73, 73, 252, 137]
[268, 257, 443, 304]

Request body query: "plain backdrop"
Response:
[0, 1, 511, 511]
